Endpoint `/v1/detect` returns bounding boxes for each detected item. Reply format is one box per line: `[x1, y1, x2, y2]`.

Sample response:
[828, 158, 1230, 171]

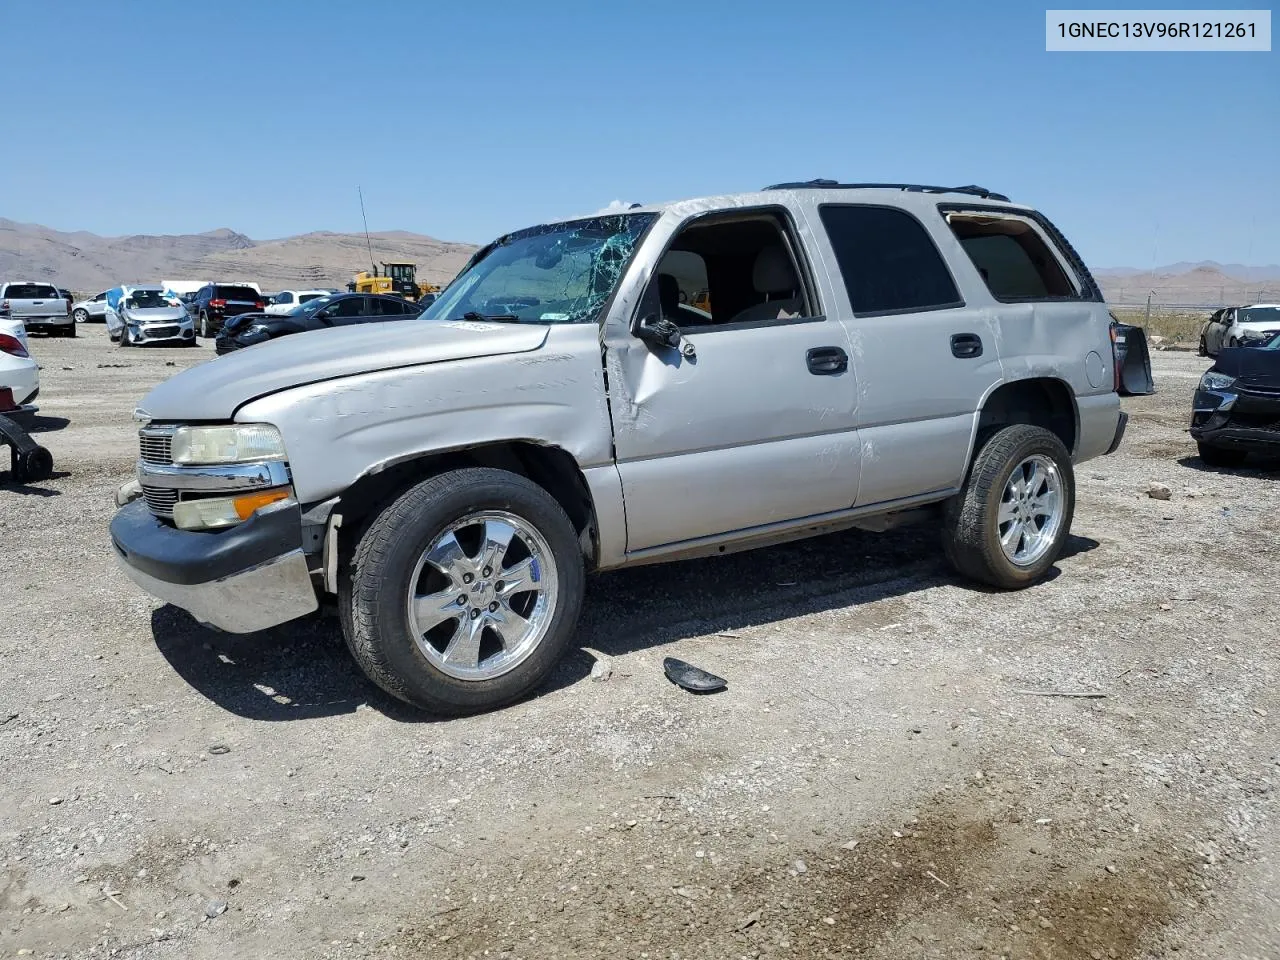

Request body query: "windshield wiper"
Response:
[457, 311, 522, 323]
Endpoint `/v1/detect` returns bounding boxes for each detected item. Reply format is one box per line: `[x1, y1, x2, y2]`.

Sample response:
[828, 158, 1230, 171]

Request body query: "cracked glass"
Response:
[421, 214, 655, 325]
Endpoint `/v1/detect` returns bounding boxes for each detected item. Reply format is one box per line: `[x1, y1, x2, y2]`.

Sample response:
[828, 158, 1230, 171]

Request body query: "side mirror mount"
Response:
[630, 279, 682, 349]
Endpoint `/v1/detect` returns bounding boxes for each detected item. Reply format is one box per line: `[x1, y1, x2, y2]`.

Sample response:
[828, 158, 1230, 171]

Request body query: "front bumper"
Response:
[130, 323, 195, 345]
[1190, 387, 1280, 451]
[109, 498, 318, 633]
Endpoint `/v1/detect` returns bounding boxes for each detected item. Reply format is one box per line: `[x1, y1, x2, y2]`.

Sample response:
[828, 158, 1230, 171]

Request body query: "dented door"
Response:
[604, 319, 860, 553]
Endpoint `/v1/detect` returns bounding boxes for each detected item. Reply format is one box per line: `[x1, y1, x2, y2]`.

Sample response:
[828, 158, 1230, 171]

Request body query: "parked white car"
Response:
[266, 289, 330, 315]
[72, 291, 111, 324]
[105, 286, 196, 347]
[0, 316, 39, 411]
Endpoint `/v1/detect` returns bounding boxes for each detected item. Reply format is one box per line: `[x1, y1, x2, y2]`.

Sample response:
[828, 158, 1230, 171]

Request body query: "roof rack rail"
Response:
[762, 180, 1010, 202]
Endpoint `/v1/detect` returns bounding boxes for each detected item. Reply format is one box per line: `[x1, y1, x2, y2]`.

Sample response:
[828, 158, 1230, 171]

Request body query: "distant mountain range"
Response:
[1, 217, 1276, 307]
[0, 218, 478, 294]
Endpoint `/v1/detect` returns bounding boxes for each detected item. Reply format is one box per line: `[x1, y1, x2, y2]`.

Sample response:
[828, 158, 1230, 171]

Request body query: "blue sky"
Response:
[1, 0, 1275, 266]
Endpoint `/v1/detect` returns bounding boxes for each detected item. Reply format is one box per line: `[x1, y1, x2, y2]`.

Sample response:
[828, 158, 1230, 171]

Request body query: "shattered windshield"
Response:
[420, 214, 655, 325]
[126, 291, 175, 309]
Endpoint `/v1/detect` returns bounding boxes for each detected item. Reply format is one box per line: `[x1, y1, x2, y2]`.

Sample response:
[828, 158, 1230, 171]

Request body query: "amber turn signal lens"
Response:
[233, 489, 290, 520]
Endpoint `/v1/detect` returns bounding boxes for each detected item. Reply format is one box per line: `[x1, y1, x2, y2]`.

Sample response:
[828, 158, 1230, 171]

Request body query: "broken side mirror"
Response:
[630, 279, 682, 350]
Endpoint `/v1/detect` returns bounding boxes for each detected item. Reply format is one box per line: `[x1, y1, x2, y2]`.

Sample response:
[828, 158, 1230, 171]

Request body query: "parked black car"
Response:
[213, 293, 425, 355]
[188, 283, 266, 338]
[1191, 336, 1280, 467]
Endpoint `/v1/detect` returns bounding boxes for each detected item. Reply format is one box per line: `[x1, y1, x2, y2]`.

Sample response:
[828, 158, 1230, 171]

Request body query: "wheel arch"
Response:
[333, 440, 601, 570]
[969, 377, 1079, 464]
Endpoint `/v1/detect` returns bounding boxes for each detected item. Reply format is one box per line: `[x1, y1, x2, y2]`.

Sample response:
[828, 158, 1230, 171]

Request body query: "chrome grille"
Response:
[139, 427, 174, 465]
[142, 485, 178, 517]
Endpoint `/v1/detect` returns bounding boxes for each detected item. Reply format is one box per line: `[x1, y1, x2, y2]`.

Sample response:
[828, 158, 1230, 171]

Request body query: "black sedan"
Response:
[214, 293, 425, 355]
[1191, 335, 1280, 467]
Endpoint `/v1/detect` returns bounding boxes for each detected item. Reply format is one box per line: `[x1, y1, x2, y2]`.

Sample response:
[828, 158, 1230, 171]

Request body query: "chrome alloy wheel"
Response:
[406, 511, 558, 681]
[997, 454, 1063, 567]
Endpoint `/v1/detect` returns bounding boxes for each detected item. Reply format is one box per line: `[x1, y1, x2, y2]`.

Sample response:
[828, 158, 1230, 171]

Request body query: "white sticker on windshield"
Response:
[539, 312, 569, 322]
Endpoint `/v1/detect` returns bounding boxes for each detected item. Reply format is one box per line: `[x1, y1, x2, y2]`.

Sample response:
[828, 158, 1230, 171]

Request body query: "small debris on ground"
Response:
[204, 900, 227, 919]
[208, 744, 231, 755]
[663, 657, 727, 694]
[1145, 482, 1172, 500]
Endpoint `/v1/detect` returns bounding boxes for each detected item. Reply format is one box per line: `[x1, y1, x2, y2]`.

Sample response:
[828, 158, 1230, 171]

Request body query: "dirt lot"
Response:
[2, 332, 1278, 960]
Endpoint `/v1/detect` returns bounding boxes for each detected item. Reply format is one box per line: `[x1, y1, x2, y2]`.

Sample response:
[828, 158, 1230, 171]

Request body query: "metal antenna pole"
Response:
[358, 186, 376, 275]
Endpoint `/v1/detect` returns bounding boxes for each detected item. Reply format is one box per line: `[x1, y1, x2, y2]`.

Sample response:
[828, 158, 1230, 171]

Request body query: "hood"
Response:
[223, 311, 270, 334]
[138, 319, 551, 421]
[1212, 346, 1280, 386]
[124, 306, 188, 323]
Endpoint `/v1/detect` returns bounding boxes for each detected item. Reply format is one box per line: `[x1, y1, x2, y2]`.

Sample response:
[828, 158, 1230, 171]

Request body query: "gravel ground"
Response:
[2, 331, 1277, 960]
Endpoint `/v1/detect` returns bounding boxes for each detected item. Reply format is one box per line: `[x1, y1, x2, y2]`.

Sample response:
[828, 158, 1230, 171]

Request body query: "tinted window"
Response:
[373, 299, 405, 316]
[4, 283, 60, 299]
[298, 293, 324, 304]
[329, 297, 365, 318]
[214, 285, 259, 301]
[946, 215, 1077, 300]
[818, 206, 961, 315]
[276, 292, 294, 304]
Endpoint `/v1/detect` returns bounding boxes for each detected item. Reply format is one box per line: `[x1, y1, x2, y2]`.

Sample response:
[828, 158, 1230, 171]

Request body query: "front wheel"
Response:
[340, 467, 585, 715]
[73, 309, 89, 324]
[943, 424, 1075, 589]
[119, 326, 132, 347]
[199, 313, 211, 338]
[1228, 336, 1239, 349]
[1198, 336, 1208, 357]
[1197, 442, 1247, 469]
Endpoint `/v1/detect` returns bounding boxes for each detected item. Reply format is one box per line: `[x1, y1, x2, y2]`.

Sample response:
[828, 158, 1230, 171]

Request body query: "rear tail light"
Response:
[1109, 322, 1122, 392]
[210, 299, 226, 308]
[0, 299, 10, 316]
[0, 333, 29, 358]
[254, 301, 265, 309]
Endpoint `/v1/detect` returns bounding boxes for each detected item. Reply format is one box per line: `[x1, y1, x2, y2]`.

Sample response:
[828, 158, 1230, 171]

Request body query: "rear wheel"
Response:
[340, 467, 585, 715]
[73, 309, 89, 324]
[1198, 335, 1208, 357]
[1197, 442, 1247, 469]
[62, 323, 76, 338]
[199, 313, 211, 338]
[943, 425, 1075, 589]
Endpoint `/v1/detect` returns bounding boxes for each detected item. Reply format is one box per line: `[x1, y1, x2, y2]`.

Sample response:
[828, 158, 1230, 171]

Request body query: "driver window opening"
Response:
[652, 214, 815, 329]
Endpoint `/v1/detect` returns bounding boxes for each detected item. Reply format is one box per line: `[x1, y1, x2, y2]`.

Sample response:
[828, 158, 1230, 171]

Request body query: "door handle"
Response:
[806, 346, 847, 375]
[950, 333, 983, 359]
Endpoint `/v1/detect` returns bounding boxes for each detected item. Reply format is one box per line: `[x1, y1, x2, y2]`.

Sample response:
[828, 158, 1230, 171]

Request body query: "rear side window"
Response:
[299, 293, 324, 304]
[945, 213, 1078, 300]
[276, 292, 294, 304]
[215, 285, 259, 301]
[4, 283, 59, 299]
[372, 298, 405, 316]
[818, 206, 962, 316]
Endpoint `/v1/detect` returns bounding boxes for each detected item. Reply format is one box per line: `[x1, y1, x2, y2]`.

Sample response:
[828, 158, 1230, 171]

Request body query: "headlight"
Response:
[173, 489, 291, 530]
[1200, 371, 1237, 392]
[244, 324, 270, 336]
[170, 424, 286, 465]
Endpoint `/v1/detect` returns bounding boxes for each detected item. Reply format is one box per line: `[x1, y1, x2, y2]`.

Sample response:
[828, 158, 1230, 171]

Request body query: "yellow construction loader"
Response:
[349, 262, 440, 302]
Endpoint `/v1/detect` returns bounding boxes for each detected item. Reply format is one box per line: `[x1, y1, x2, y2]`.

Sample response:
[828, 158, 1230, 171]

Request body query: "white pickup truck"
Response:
[0, 280, 74, 337]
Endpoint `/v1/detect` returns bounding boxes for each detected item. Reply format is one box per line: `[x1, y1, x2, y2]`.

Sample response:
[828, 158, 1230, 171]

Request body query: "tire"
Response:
[1228, 336, 1239, 349]
[73, 309, 89, 324]
[63, 323, 75, 338]
[119, 326, 131, 347]
[1198, 336, 1207, 357]
[340, 467, 586, 715]
[199, 313, 210, 338]
[942, 424, 1075, 589]
[1197, 442, 1247, 469]
[12, 445, 53, 484]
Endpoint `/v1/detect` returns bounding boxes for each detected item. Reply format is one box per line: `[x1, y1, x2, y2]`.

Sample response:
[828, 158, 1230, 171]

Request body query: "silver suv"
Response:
[110, 182, 1145, 714]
